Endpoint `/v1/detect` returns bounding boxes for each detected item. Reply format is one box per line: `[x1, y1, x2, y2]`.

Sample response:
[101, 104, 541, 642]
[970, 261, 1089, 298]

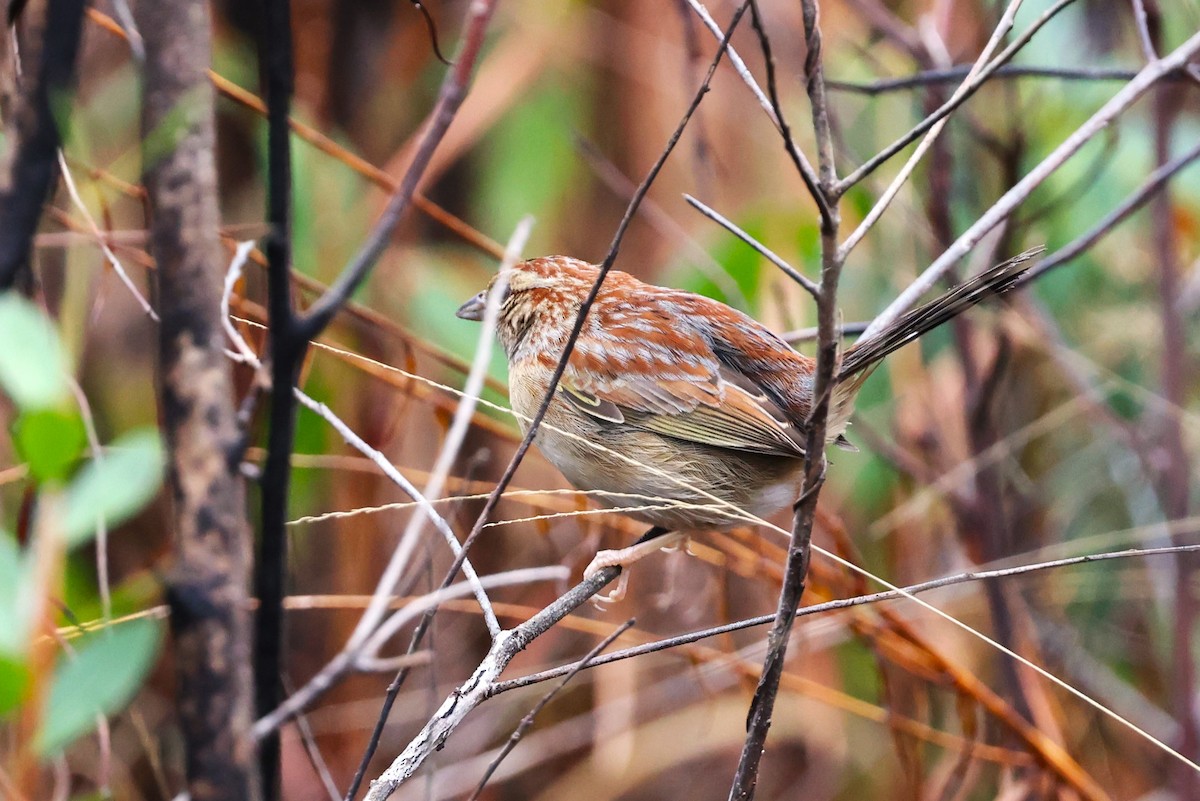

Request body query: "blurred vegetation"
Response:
[2, 1, 1200, 799]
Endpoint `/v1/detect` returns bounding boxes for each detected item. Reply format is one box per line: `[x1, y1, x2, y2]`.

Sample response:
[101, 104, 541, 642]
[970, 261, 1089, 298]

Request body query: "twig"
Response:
[1129, 0, 1158, 63]
[57, 152, 158, 320]
[362, 565, 632, 799]
[492, 543, 1200, 694]
[745, 0, 832, 228]
[108, 0, 145, 64]
[826, 64, 1145, 94]
[834, 0, 1078, 195]
[465, 619, 636, 801]
[682, 0, 777, 124]
[286, 675, 342, 801]
[575, 136, 747, 307]
[861, 27, 1200, 340]
[252, 567, 567, 740]
[839, 0, 1026, 258]
[1022, 139, 1200, 283]
[63, 377, 110, 626]
[296, 0, 498, 342]
[782, 320, 868, 344]
[684, 194, 819, 299]
[729, 0, 840, 796]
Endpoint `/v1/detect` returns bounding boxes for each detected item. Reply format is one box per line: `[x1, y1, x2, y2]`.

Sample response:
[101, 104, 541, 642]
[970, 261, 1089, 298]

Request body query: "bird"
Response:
[457, 250, 1037, 590]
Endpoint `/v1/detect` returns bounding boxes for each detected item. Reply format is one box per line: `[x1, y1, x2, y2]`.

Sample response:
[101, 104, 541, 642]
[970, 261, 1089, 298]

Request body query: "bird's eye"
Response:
[493, 281, 512, 305]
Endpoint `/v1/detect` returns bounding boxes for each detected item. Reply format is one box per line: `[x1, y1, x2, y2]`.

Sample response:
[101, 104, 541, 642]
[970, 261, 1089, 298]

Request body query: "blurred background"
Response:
[4, 0, 1200, 798]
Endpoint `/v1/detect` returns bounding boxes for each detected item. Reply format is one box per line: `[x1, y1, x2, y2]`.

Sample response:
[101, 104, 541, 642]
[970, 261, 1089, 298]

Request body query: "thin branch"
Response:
[684, 194, 819, 299]
[361, 563, 633, 799]
[57, 152, 158, 320]
[493, 543, 1200, 695]
[575, 136, 748, 307]
[861, 27, 1200, 339]
[108, 0, 145, 64]
[745, 0, 832, 228]
[834, 0, 1078, 195]
[297, 0, 498, 341]
[826, 64, 1148, 94]
[1130, 0, 1158, 63]
[254, 0, 298, 793]
[286, 676, 342, 801]
[1021, 139, 1200, 283]
[839, 0, 1026, 258]
[782, 320, 869, 344]
[252, 567, 567, 741]
[729, 0, 839, 796]
[683, 0, 778, 124]
[465, 619, 636, 801]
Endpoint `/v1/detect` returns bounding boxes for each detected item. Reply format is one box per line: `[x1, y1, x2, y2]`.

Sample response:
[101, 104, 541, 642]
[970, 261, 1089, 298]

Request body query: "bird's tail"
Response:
[837, 247, 1042, 382]
[824, 247, 1041, 441]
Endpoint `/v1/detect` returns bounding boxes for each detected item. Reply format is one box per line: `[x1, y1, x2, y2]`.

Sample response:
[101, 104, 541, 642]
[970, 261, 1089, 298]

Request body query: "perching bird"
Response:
[457, 251, 1036, 584]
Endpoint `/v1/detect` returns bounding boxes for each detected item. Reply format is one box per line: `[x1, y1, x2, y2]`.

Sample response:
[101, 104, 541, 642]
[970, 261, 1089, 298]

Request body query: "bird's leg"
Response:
[585, 526, 679, 604]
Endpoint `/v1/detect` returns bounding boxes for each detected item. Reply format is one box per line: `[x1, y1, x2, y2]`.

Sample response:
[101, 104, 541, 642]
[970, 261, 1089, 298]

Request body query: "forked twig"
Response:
[863, 27, 1200, 339]
[466, 619, 635, 801]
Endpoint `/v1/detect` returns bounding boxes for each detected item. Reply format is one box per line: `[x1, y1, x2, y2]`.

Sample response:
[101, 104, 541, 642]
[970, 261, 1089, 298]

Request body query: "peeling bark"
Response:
[140, 0, 260, 798]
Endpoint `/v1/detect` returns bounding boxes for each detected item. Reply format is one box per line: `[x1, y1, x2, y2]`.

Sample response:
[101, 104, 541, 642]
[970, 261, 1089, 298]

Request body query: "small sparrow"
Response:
[458, 252, 1035, 585]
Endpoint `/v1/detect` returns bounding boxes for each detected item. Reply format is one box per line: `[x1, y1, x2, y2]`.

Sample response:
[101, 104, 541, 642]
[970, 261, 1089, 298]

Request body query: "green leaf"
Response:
[37, 618, 161, 756]
[13, 408, 87, 483]
[0, 294, 68, 410]
[62, 429, 165, 548]
[0, 653, 30, 717]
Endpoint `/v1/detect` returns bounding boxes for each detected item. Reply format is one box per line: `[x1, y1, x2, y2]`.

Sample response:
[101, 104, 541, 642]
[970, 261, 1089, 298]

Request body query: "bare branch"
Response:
[362, 564, 634, 800]
[297, 0, 499, 341]
[1022, 139, 1200, 283]
[466, 619, 636, 801]
[493, 543, 1200, 694]
[826, 64, 1146, 95]
[730, 0, 841, 795]
[862, 27, 1200, 339]
[834, 0, 1077, 195]
[839, 0, 1026, 258]
[684, 194, 819, 299]
[0, 0, 87, 291]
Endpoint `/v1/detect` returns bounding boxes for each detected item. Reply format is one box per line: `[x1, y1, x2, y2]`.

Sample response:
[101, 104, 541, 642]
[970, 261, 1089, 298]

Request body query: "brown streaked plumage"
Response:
[457, 252, 1036, 577]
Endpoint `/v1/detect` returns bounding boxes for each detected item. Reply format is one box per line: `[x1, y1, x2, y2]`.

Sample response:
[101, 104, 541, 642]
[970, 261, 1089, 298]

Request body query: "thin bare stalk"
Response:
[466, 619, 635, 801]
[834, 0, 1078, 195]
[729, 0, 840, 796]
[492, 543, 1200, 694]
[862, 27, 1200, 339]
[684, 194, 819, 299]
[839, 0, 1025, 257]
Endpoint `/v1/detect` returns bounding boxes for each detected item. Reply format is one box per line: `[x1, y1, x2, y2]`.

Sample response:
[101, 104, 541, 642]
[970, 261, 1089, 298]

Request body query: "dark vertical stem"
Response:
[730, 2, 840, 798]
[140, 0, 261, 798]
[1148, 37, 1199, 801]
[0, 0, 86, 291]
[254, 0, 297, 798]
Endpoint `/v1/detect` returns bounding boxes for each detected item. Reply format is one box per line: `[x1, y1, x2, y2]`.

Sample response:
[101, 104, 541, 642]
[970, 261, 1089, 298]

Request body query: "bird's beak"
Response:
[456, 291, 486, 321]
